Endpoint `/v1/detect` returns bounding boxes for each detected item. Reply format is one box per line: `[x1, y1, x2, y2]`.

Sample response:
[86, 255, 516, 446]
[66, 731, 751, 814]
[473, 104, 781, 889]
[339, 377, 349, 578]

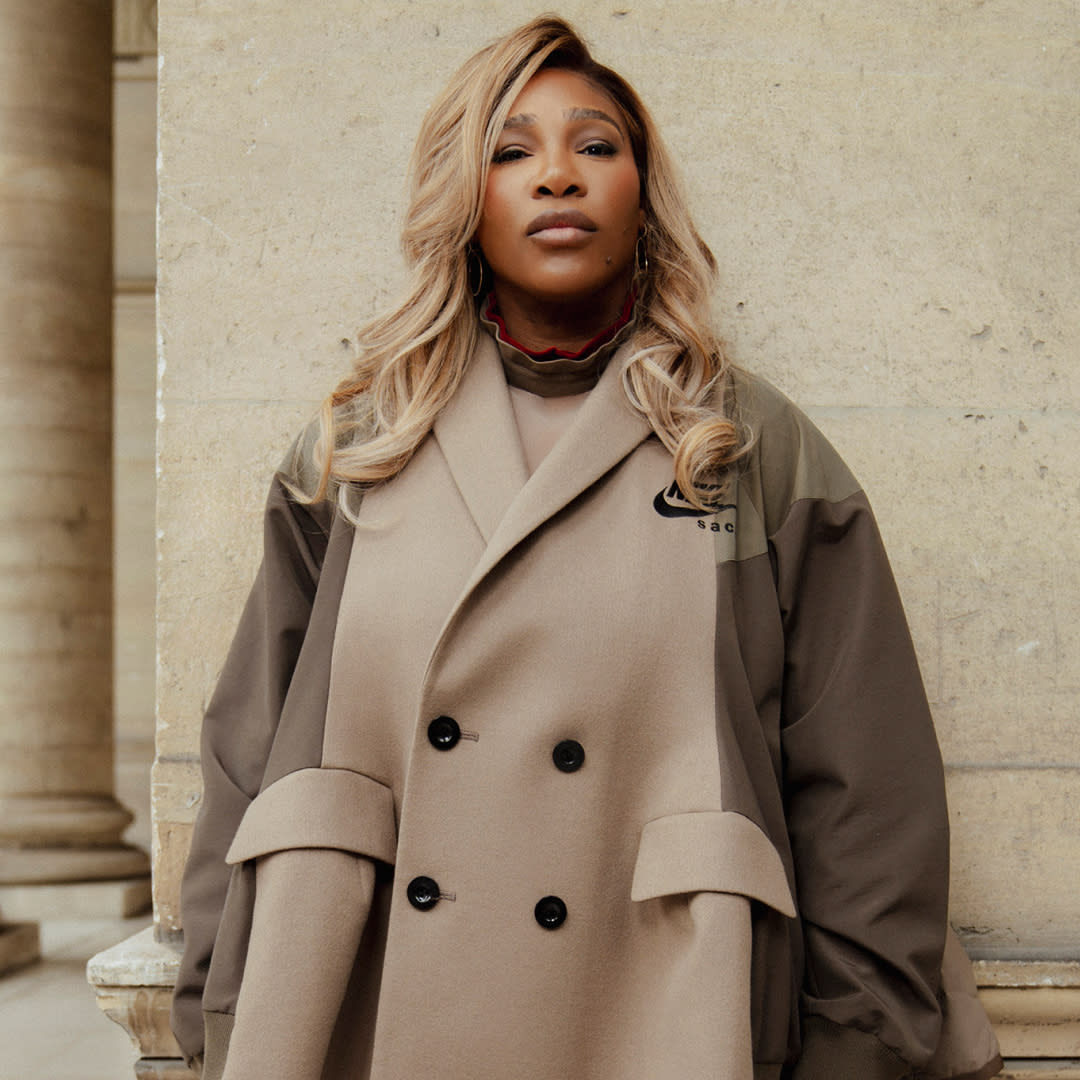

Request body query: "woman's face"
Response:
[474, 68, 645, 311]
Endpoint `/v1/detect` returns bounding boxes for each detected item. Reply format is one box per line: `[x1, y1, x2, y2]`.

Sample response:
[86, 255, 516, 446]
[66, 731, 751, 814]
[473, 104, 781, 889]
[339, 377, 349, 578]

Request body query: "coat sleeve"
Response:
[169, 466, 333, 1068]
[757, 398, 950, 1080]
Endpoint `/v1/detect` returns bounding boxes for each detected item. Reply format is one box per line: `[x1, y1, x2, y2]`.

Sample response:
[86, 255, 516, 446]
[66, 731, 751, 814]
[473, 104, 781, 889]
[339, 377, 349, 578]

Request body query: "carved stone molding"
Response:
[976, 961, 1080, 1061]
[88, 926, 196, 1078]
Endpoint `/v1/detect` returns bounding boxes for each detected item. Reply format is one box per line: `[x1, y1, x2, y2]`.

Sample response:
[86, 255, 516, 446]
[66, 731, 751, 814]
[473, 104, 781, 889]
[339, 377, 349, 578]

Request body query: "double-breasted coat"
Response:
[171, 329, 1002, 1080]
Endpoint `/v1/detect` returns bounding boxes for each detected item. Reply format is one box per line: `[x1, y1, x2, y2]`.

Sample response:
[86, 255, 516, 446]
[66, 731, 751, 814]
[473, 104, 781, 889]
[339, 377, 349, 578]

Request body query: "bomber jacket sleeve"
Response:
[749, 380, 951, 1079]
[170, 461, 334, 1068]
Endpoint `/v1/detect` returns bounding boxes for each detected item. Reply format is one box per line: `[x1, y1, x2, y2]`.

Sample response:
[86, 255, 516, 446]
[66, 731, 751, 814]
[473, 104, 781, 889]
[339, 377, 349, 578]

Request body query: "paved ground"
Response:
[1, 916, 151, 1080]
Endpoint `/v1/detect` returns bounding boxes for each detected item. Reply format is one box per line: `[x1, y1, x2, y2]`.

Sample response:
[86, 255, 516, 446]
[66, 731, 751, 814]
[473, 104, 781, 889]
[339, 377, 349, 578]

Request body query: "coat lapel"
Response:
[440, 334, 654, 602]
[433, 331, 529, 543]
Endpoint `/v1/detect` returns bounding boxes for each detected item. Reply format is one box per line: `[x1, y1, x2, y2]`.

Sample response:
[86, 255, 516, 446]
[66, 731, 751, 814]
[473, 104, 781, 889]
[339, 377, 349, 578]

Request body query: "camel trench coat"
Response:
[172, 331, 1002, 1080]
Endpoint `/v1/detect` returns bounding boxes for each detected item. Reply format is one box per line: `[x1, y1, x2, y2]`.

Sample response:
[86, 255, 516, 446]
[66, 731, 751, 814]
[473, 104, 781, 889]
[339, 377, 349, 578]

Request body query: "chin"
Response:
[520, 270, 632, 307]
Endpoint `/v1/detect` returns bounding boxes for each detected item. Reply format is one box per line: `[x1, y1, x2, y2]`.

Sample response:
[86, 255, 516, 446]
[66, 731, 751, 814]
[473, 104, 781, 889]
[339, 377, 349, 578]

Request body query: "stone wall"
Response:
[148, 2, 1080, 1066]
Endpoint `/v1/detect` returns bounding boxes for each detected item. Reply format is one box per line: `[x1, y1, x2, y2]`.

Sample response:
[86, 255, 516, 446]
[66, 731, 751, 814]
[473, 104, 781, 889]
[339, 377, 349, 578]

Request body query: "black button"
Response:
[552, 739, 585, 773]
[427, 716, 461, 751]
[534, 895, 567, 929]
[407, 875, 440, 911]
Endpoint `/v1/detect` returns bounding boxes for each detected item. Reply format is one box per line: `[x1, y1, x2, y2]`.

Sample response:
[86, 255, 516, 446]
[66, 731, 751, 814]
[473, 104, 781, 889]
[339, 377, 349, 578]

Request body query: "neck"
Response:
[491, 276, 634, 353]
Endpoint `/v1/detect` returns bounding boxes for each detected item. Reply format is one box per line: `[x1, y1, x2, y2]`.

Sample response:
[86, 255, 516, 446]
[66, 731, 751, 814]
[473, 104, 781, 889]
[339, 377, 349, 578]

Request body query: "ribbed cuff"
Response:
[201, 1011, 235, 1080]
[793, 1015, 913, 1080]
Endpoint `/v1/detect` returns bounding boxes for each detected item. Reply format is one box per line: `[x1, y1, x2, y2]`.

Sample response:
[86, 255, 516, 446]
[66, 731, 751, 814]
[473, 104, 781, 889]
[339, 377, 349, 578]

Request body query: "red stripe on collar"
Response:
[482, 290, 637, 361]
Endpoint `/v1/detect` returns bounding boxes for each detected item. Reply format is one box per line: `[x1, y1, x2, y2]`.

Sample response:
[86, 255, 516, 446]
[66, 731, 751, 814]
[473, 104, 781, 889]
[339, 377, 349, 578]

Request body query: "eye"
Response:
[581, 141, 617, 157]
[492, 146, 528, 164]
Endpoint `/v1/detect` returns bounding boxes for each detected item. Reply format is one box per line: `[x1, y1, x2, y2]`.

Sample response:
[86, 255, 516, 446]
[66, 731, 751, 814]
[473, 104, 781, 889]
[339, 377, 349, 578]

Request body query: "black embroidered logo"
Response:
[652, 481, 734, 519]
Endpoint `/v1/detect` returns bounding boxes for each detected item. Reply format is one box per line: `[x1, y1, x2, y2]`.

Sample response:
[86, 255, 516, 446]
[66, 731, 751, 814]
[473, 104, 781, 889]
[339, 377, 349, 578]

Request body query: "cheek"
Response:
[476, 181, 514, 258]
[609, 167, 644, 236]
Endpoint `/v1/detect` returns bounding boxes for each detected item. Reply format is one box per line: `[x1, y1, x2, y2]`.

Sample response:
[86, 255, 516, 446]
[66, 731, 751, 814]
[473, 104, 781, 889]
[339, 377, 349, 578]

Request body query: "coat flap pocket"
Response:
[225, 767, 397, 865]
[630, 810, 796, 917]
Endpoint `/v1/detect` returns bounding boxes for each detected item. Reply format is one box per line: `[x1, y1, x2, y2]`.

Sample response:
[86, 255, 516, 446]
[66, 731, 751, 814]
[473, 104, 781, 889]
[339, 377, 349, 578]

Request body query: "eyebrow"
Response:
[502, 107, 623, 132]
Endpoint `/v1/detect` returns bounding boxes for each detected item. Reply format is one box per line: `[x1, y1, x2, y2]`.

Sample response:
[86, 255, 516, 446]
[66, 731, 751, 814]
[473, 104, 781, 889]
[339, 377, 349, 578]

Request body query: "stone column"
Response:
[0, 0, 148, 926]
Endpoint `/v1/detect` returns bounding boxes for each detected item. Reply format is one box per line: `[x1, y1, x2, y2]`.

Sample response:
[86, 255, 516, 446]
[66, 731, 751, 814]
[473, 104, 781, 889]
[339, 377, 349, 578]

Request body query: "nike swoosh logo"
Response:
[653, 481, 734, 518]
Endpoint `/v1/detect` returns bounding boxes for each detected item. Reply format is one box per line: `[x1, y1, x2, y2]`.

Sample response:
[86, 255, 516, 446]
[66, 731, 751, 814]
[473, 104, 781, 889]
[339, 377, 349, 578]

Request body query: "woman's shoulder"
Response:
[276, 396, 378, 506]
[725, 367, 863, 530]
[277, 415, 325, 499]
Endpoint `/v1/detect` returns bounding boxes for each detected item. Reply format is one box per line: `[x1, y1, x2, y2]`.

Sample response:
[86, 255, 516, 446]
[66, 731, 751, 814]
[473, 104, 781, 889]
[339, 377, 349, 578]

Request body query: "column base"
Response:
[0, 843, 150, 885]
[0, 920, 40, 974]
[0, 876, 151, 920]
[0, 795, 138, 849]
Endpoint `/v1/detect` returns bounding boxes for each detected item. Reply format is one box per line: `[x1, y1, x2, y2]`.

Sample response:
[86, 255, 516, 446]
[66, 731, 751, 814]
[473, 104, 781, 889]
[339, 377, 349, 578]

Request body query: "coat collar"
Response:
[434, 325, 654, 591]
[432, 330, 529, 545]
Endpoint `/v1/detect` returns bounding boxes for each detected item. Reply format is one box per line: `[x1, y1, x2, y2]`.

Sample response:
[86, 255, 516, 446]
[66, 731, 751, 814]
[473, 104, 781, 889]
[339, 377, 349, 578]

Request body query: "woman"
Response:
[171, 15, 1002, 1080]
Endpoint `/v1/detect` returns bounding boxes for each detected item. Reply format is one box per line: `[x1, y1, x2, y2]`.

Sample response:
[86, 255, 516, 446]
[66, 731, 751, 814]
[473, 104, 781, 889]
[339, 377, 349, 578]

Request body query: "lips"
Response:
[526, 209, 598, 235]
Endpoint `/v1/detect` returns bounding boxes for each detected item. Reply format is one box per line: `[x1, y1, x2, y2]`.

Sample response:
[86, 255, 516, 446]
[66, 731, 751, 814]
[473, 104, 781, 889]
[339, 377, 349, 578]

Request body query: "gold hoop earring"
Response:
[635, 223, 650, 278]
[467, 247, 485, 298]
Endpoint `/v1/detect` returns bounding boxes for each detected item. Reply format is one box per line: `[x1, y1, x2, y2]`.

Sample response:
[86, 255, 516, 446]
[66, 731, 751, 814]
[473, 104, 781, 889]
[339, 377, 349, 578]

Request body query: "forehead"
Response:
[504, 68, 626, 132]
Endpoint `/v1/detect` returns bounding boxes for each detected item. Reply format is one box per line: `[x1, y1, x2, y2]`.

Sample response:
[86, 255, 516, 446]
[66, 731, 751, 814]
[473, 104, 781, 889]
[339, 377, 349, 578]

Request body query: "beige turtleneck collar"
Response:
[476, 295, 637, 474]
[478, 293, 636, 399]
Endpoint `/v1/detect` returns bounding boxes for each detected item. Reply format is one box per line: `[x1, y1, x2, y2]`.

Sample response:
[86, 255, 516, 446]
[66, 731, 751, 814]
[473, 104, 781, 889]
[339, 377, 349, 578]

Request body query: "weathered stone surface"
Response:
[89, 927, 188, 1074]
[985, 988, 1080, 1058]
[975, 962, 1080, 1061]
[87, 925, 182, 987]
[949, 769, 1080, 953]
[1000, 1065, 1080, 1080]
[155, 0, 1079, 979]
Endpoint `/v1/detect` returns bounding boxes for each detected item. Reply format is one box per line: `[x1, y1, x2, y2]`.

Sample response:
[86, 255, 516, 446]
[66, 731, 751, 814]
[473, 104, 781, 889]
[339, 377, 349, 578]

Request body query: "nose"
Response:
[534, 149, 584, 198]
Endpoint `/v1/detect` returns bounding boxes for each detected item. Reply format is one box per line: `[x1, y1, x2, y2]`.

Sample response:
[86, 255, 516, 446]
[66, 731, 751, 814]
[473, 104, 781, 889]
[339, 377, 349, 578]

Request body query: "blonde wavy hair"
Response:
[305, 14, 745, 512]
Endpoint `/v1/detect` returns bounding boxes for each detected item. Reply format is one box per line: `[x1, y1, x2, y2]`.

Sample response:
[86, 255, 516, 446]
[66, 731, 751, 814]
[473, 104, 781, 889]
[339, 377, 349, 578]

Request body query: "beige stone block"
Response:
[1000, 1065, 1080, 1079]
[114, 72, 157, 283]
[152, 758, 203, 826]
[0, 878, 151, 919]
[155, 399, 318, 762]
[115, 292, 157, 743]
[948, 768, 1080, 952]
[710, 71, 1077, 412]
[152, 819, 192, 933]
[150, 759, 202, 925]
